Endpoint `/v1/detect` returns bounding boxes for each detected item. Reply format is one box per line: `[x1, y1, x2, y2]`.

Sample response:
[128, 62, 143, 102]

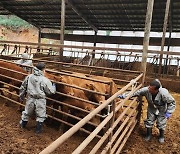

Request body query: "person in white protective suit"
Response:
[16, 53, 33, 72]
[19, 62, 56, 134]
[118, 79, 176, 143]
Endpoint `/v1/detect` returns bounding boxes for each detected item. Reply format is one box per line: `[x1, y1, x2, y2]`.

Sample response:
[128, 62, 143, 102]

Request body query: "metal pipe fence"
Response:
[39, 73, 143, 154]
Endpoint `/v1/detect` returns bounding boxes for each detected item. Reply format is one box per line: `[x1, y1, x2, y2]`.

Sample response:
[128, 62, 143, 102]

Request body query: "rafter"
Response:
[65, 0, 98, 32]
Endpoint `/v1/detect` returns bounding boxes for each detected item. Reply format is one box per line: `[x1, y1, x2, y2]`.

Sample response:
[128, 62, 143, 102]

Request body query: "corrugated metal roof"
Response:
[0, 0, 179, 32]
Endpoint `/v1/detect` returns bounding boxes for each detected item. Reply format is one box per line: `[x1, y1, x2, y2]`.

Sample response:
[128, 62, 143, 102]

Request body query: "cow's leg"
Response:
[59, 105, 70, 132]
[1, 87, 13, 106]
[0, 83, 4, 88]
[13, 89, 25, 112]
[0, 83, 4, 95]
[2, 83, 15, 106]
[0, 87, 9, 107]
[45, 100, 54, 125]
[8, 86, 24, 111]
[52, 102, 62, 118]
[46, 101, 61, 127]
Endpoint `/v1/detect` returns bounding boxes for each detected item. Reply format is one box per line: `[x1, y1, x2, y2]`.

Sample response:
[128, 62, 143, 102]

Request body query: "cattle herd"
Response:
[0, 60, 124, 132]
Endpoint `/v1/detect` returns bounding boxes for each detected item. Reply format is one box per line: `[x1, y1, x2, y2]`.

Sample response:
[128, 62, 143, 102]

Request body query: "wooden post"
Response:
[89, 31, 97, 66]
[164, 29, 172, 74]
[158, 0, 171, 75]
[136, 96, 142, 127]
[38, 27, 41, 49]
[60, 0, 65, 62]
[141, 0, 154, 84]
[165, 0, 172, 74]
[108, 82, 115, 154]
[93, 31, 97, 58]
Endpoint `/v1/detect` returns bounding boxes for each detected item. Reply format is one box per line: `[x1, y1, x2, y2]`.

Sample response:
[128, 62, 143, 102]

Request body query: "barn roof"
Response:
[0, 0, 179, 32]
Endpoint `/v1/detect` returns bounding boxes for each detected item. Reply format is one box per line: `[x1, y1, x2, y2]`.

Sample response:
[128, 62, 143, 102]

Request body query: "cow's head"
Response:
[58, 75, 74, 96]
[85, 83, 106, 104]
[44, 72, 74, 96]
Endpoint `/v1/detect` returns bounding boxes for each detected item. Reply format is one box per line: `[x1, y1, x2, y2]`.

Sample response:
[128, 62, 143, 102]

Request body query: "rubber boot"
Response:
[144, 128, 152, 141]
[35, 122, 43, 134]
[158, 129, 165, 143]
[20, 120, 28, 128]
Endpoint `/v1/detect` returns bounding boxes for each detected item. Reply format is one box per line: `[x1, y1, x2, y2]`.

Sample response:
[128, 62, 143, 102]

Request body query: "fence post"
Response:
[136, 96, 143, 128]
[107, 81, 115, 154]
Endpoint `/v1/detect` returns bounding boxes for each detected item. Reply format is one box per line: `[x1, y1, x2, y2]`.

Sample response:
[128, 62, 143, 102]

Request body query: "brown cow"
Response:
[0, 60, 28, 91]
[44, 72, 75, 120]
[62, 88, 100, 126]
[0, 60, 29, 106]
[83, 75, 119, 103]
[65, 73, 124, 124]
[60, 73, 121, 112]
[0, 61, 71, 112]
[83, 75, 123, 121]
[56, 73, 100, 125]
[67, 73, 88, 87]
[44, 71, 74, 96]
[0, 60, 72, 95]
[63, 88, 95, 113]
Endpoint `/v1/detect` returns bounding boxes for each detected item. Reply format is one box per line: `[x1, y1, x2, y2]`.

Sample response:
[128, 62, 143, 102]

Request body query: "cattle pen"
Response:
[0, 46, 143, 153]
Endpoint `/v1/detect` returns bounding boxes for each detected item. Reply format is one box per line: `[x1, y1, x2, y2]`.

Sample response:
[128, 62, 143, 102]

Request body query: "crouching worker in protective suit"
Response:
[19, 62, 56, 134]
[16, 53, 33, 73]
[118, 79, 176, 143]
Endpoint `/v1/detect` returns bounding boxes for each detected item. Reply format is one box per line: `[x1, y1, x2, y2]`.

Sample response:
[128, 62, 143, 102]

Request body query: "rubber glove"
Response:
[165, 112, 171, 119]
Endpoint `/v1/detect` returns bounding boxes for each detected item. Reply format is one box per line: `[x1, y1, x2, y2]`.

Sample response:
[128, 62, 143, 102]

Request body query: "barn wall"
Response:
[41, 33, 180, 46]
[145, 77, 180, 93]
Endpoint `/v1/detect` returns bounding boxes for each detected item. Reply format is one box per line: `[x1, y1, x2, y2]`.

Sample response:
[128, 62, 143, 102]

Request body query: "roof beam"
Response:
[65, 0, 98, 32]
[17, 10, 180, 16]
[33, 21, 153, 27]
[74, 0, 165, 5]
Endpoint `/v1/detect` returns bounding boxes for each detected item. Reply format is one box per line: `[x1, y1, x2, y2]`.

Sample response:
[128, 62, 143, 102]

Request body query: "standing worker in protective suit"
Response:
[16, 53, 33, 72]
[118, 79, 176, 143]
[19, 62, 56, 134]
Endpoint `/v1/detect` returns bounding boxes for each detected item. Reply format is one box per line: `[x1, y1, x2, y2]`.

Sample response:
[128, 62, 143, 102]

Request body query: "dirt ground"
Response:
[0, 92, 179, 154]
[0, 97, 93, 154]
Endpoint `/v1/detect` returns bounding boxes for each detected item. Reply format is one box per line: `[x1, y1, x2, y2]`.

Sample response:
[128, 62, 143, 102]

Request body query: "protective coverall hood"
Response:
[33, 67, 44, 76]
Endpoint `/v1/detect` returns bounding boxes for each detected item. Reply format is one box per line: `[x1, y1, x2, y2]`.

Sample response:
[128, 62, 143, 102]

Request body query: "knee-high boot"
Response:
[144, 127, 152, 141]
[35, 122, 43, 134]
[158, 129, 165, 143]
[20, 120, 28, 128]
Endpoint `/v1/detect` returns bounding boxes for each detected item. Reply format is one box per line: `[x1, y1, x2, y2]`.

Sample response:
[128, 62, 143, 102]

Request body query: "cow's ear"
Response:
[86, 83, 95, 90]
[59, 76, 63, 81]
[85, 106, 93, 111]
